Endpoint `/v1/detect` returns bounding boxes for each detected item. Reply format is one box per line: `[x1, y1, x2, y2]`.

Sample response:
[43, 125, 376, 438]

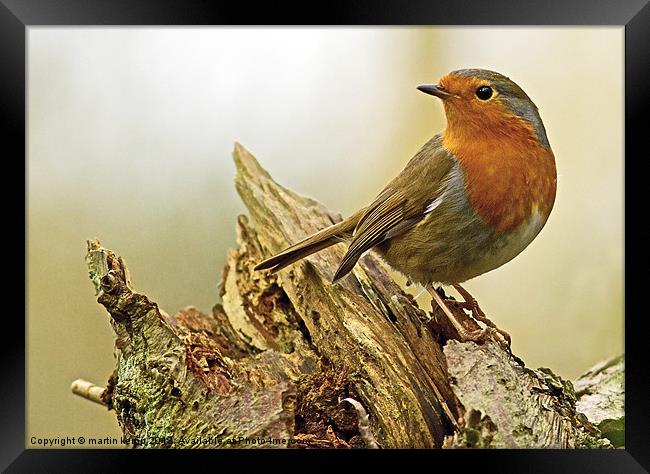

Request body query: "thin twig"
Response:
[71, 378, 107, 406]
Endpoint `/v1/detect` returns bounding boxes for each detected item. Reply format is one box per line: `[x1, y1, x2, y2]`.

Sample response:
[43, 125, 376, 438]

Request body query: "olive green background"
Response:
[27, 27, 623, 447]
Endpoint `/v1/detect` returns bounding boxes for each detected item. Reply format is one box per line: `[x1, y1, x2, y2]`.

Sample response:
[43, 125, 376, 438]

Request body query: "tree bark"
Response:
[573, 355, 625, 447]
[76, 143, 620, 449]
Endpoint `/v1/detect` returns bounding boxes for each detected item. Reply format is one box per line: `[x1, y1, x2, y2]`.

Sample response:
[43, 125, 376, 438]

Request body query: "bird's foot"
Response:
[427, 284, 511, 351]
[427, 286, 485, 343]
[452, 324, 490, 344]
[452, 284, 511, 350]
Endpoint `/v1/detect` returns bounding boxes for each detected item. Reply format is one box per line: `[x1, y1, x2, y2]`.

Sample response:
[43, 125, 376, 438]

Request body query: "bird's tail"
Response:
[254, 213, 361, 273]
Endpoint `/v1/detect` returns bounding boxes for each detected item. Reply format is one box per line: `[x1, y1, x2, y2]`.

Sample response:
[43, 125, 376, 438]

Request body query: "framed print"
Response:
[5, 0, 648, 471]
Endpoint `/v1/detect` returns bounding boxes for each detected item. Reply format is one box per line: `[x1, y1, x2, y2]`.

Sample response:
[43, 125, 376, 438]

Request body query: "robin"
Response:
[255, 68, 557, 347]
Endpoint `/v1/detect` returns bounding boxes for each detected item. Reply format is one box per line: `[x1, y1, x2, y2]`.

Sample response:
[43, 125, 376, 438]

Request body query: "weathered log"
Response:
[443, 341, 612, 448]
[574, 355, 625, 447]
[75, 143, 617, 449]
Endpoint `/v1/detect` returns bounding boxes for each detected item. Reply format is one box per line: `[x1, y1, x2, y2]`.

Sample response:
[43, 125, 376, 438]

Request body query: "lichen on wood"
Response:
[84, 240, 300, 448]
[574, 355, 625, 447]
[75, 143, 620, 449]
[442, 341, 612, 448]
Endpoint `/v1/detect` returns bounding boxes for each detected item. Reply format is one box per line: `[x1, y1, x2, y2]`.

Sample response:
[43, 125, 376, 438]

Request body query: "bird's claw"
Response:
[455, 326, 490, 344]
[455, 325, 511, 352]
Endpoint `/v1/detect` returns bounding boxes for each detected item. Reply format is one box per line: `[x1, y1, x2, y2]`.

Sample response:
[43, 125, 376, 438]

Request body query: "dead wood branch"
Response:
[74, 143, 617, 449]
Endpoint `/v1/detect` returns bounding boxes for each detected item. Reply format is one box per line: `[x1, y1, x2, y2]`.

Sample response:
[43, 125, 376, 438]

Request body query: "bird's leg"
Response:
[427, 285, 489, 344]
[452, 284, 512, 348]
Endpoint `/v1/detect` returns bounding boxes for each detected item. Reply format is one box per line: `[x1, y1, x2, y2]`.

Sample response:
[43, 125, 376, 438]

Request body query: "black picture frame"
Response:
[4, 0, 648, 471]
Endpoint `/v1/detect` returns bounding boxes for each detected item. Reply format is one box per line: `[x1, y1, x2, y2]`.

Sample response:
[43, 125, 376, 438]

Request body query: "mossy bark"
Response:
[80, 143, 619, 449]
[574, 355, 625, 447]
[443, 341, 613, 448]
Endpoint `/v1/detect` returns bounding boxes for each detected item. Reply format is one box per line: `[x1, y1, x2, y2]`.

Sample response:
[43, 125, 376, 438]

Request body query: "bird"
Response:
[254, 68, 557, 347]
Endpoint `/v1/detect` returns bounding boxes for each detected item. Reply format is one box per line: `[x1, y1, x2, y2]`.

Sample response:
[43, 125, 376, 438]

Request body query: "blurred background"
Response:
[27, 27, 623, 446]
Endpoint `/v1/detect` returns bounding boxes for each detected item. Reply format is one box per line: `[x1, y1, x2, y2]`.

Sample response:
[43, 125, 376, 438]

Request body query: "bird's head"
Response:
[418, 68, 550, 149]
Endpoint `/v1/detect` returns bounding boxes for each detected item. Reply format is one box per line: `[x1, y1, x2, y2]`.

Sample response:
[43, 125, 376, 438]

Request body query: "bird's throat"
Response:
[442, 125, 557, 235]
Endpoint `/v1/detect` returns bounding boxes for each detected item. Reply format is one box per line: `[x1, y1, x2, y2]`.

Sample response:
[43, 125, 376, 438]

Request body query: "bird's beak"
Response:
[417, 84, 454, 99]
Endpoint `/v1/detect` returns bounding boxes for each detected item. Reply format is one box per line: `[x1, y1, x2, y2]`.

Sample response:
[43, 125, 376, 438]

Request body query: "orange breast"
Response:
[443, 117, 557, 234]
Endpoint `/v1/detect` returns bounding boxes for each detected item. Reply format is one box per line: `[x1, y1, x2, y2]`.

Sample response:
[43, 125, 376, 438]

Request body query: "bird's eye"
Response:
[476, 86, 493, 100]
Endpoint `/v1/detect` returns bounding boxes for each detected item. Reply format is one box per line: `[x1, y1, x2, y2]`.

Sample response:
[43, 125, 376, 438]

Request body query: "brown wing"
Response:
[332, 135, 454, 283]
